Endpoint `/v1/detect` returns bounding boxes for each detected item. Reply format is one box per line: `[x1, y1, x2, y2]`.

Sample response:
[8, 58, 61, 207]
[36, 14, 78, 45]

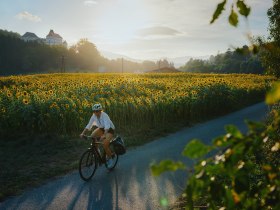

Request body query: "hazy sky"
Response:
[0, 0, 273, 60]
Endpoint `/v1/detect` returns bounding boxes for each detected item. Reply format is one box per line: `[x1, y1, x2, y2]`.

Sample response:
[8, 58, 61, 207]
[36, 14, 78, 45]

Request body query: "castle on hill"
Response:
[21, 29, 67, 47]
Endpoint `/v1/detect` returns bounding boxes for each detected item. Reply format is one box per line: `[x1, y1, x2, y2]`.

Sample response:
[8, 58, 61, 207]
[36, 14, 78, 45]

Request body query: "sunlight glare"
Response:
[96, 0, 149, 43]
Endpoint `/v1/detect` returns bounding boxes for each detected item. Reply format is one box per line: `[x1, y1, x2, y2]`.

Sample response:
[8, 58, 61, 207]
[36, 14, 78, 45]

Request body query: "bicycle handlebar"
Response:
[82, 134, 92, 140]
[82, 135, 103, 145]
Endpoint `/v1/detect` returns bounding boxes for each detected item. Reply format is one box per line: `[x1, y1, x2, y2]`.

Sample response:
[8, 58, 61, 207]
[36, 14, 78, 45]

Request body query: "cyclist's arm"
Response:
[80, 115, 95, 137]
[80, 128, 89, 136]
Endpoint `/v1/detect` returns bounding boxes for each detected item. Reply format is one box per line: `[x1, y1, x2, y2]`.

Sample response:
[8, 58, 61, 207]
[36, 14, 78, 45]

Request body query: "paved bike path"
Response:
[0, 103, 269, 210]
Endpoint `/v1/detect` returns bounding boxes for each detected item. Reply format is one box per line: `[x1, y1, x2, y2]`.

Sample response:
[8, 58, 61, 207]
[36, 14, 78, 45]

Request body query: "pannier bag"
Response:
[111, 136, 126, 155]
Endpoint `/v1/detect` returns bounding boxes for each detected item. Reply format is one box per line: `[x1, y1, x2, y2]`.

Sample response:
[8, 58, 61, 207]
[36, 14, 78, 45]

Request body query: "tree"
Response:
[268, 0, 280, 43]
[259, 0, 280, 78]
[70, 39, 101, 71]
[142, 60, 157, 71]
[157, 59, 173, 69]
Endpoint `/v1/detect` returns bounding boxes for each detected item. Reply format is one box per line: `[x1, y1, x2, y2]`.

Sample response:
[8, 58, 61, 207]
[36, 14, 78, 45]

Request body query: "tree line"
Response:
[179, 45, 264, 74]
[1, 23, 279, 77]
[0, 30, 175, 76]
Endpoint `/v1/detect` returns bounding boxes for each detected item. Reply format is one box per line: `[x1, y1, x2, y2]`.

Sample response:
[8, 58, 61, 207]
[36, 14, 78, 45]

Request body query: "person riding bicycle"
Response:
[80, 103, 115, 168]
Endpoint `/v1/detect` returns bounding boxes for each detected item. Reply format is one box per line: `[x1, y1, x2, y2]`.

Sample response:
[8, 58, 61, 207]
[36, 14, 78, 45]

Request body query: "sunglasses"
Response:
[93, 110, 101, 113]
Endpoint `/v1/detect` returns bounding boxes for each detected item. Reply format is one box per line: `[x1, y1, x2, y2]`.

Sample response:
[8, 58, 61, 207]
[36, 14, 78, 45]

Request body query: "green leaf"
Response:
[225, 125, 243, 138]
[252, 44, 259, 54]
[236, 0, 251, 17]
[206, 163, 224, 174]
[235, 170, 250, 193]
[186, 185, 194, 210]
[210, 0, 227, 24]
[150, 160, 185, 176]
[213, 135, 230, 147]
[245, 120, 265, 133]
[225, 189, 235, 208]
[182, 139, 210, 159]
[266, 82, 280, 104]
[229, 7, 239, 27]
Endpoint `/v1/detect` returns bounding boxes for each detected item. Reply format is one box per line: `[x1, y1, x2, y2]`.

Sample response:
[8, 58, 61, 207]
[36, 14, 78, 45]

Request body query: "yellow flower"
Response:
[23, 98, 29, 105]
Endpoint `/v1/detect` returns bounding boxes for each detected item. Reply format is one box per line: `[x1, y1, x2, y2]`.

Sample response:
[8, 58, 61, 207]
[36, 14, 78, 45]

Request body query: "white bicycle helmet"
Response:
[92, 103, 102, 111]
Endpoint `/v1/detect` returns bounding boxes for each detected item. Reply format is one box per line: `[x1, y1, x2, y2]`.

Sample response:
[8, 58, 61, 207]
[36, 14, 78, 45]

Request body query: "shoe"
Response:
[106, 158, 113, 168]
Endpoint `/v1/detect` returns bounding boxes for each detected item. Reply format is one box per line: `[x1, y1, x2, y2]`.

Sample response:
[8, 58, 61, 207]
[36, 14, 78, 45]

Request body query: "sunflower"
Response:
[23, 98, 29, 105]
[16, 92, 22, 99]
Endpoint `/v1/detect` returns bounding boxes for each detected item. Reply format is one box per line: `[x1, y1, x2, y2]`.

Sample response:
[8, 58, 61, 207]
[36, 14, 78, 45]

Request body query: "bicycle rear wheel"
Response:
[79, 150, 97, 181]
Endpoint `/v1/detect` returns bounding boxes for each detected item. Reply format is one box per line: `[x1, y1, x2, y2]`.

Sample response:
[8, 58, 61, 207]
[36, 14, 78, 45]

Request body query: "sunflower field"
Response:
[0, 73, 275, 142]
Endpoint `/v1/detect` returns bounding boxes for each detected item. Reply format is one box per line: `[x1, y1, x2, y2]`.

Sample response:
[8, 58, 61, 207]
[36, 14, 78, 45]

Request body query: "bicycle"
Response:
[79, 135, 119, 181]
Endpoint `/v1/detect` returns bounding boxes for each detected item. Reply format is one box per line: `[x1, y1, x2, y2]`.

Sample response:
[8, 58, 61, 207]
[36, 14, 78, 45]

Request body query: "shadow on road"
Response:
[1, 161, 188, 210]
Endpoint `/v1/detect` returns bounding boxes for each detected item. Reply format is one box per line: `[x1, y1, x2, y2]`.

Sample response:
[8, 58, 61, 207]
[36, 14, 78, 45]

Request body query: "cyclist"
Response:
[80, 103, 115, 168]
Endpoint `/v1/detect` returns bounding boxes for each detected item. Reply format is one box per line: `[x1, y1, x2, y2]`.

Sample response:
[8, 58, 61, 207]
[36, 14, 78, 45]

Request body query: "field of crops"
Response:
[0, 73, 275, 143]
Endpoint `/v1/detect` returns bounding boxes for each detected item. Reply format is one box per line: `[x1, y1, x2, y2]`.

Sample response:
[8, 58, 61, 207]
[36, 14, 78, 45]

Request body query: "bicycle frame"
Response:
[84, 136, 106, 166]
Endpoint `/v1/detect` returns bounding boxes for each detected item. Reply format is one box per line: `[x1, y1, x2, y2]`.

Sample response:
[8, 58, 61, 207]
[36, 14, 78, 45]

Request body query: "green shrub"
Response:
[151, 82, 280, 209]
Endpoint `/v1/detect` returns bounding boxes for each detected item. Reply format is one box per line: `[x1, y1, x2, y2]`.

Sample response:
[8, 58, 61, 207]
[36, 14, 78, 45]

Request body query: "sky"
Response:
[0, 0, 273, 61]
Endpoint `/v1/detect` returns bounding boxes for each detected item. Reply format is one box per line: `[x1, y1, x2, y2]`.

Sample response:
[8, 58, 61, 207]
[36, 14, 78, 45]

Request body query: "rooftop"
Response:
[46, 29, 62, 39]
[22, 32, 39, 38]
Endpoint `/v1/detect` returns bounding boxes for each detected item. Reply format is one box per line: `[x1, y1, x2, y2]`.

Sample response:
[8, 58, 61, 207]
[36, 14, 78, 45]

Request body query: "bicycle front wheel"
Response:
[79, 150, 97, 181]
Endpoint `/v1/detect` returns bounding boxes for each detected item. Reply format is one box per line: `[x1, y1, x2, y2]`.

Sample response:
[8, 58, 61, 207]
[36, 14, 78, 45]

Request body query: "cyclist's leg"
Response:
[103, 132, 114, 158]
[91, 128, 103, 138]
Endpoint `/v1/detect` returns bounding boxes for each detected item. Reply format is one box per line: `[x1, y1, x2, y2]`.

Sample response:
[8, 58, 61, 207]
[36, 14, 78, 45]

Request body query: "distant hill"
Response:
[100, 50, 210, 68]
[100, 51, 142, 63]
[146, 67, 181, 73]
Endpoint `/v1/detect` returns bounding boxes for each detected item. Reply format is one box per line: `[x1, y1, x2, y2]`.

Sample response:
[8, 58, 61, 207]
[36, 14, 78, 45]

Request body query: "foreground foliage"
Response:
[151, 82, 280, 209]
[0, 73, 274, 142]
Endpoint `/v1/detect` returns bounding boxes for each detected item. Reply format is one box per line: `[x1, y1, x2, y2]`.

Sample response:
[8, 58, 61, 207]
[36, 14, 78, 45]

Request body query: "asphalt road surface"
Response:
[0, 103, 269, 210]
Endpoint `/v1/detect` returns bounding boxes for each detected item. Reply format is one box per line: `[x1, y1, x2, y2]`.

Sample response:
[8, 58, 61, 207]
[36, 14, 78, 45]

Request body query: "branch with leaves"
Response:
[211, 0, 251, 27]
[151, 83, 280, 209]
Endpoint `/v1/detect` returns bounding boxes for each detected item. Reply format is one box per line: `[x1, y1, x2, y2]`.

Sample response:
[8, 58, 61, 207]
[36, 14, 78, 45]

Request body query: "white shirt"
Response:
[85, 111, 115, 130]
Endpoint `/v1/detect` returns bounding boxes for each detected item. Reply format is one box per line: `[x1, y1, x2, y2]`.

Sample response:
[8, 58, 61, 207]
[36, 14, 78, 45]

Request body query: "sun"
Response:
[96, 1, 150, 43]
